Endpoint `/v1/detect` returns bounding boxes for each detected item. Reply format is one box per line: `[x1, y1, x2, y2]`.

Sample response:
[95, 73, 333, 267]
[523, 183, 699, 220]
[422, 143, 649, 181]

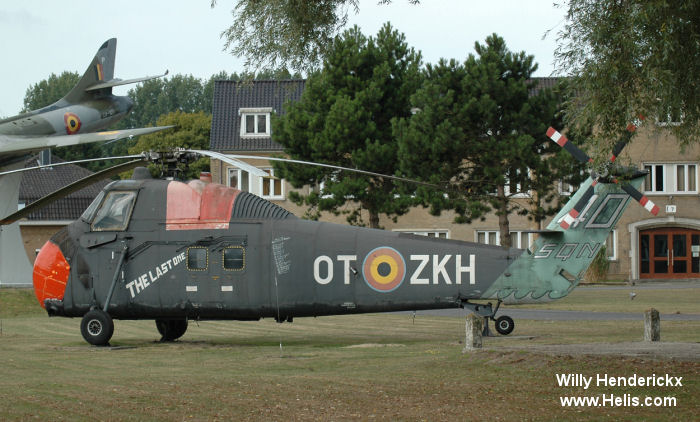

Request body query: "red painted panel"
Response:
[33, 241, 70, 308]
[166, 181, 240, 230]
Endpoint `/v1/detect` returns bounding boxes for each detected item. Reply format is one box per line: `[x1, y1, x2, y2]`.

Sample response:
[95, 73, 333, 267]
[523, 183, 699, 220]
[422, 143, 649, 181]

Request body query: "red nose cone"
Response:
[33, 241, 70, 308]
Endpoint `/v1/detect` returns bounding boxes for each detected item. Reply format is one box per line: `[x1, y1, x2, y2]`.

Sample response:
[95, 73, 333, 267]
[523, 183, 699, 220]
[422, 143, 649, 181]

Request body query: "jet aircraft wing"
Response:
[0, 126, 173, 157]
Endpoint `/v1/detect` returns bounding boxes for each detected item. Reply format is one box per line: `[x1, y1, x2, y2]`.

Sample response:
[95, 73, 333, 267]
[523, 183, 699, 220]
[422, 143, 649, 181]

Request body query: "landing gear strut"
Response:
[461, 300, 515, 336]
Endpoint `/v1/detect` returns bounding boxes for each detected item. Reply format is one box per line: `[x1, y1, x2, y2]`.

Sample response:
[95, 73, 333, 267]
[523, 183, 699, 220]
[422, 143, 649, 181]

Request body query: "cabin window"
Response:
[223, 246, 245, 271]
[81, 191, 105, 223]
[187, 247, 208, 271]
[91, 191, 136, 231]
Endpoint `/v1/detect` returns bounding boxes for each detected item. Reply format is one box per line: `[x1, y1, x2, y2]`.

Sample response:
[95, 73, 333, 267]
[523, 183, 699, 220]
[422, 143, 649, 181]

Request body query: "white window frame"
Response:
[476, 230, 533, 249]
[239, 107, 272, 138]
[655, 106, 683, 126]
[393, 229, 450, 239]
[228, 167, 251, 192]
[673, 163, 698, 194]
[502, 168, 532, 198]
[644, 163, 698, 195]
[259, 168, 285, 200]
[643, 164, 666, 194]
[476, 230, 499, 246]
[606, 229, 618, 261]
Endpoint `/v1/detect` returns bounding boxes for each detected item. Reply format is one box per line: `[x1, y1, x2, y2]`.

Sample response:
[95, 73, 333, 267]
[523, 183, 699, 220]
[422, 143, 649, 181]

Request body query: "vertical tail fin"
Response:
[484, 173, 646, 303]
[62, 39, 117, 103]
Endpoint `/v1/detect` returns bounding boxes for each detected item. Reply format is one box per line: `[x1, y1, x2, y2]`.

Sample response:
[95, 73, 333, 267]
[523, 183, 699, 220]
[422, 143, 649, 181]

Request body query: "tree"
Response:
[21, 71, 79, 112]
[556, 0, 700, 154]
[211, 0, 418, 72]
[395, 34, 586, 248]
[127, 111, 212, 180]
[116, 74, 208, 129]
[273, 23, 422, 228]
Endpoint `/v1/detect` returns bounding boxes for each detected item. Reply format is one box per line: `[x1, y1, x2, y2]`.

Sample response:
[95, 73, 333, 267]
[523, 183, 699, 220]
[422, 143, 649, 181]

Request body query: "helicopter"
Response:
[20, 123, 659, 346]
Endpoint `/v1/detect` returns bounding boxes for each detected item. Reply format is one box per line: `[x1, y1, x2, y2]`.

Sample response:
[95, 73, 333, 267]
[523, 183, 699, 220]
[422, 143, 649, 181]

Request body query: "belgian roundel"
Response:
[362, 247, 406, 293]
[64, 112, 81, 134]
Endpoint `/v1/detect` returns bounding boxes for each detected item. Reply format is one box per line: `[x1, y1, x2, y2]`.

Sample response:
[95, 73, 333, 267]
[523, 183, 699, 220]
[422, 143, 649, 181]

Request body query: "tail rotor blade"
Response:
[546, 127, 593, 164]
[560, 184, 596, 229]
[619, 182, 659, 216]
[611, 116, 645, 162]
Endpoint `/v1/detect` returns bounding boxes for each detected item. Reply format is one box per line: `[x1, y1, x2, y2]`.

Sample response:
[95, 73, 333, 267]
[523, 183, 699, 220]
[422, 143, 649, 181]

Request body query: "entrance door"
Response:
[640, 228, 700, 278]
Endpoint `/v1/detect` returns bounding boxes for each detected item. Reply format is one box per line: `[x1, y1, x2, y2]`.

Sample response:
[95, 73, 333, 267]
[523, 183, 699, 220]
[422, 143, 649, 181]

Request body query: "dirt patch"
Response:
[343, 343, 406, 349]
[492, 341, 700, 361]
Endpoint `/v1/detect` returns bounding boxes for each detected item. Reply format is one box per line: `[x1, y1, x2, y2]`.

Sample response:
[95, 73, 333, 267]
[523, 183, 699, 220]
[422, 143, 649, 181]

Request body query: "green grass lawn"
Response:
[1, 288, 698, 421]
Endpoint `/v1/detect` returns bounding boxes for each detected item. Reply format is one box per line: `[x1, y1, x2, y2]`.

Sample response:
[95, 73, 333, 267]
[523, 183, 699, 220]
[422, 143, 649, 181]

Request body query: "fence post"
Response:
[644, 308, 660, 342]
[463, 313, 483, 352]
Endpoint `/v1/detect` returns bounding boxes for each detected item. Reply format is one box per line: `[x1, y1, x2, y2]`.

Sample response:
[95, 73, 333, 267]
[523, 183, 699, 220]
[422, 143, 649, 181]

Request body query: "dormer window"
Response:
[239, 107, 272, 137]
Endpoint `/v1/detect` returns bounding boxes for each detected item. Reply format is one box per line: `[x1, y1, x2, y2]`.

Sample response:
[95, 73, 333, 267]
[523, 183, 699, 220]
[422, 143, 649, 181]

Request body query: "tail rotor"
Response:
[547, 117, 659, 230]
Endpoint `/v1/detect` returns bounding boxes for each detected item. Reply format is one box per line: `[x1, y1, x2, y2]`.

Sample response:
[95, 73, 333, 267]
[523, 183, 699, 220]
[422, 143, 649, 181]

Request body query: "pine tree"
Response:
[273, 23, 422, 228]
[396, 34, 586, 248]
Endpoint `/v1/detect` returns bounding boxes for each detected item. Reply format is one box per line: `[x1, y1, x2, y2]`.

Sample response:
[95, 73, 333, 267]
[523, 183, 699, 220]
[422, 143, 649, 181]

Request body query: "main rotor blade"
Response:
[223, 154, 444, 189]
[190, 150, 269, 178]
[0, 154, 144, 176]
[619, 182, 659, 216]
[546, 127, 593, 164]
[0, 159, 146, 225]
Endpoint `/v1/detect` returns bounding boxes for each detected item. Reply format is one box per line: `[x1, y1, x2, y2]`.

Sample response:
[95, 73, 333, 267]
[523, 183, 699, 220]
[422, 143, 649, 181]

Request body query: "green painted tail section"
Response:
[483, 175, 645, 304]
[63, 38, 117, 103]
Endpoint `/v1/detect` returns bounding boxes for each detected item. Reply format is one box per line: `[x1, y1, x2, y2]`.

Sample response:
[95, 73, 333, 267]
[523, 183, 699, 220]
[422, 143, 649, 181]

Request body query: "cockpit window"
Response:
[81, 191, 105, 223]
[91, 191, 137, 231]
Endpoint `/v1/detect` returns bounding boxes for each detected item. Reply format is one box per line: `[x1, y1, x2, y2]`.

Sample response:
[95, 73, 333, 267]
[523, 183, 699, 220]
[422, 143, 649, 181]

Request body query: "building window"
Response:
[260, 168, 284, 199]
[223, 246, 245, 271]
[476, 230, 499, 246]
[656, 104, 683, 126]
[644, 164, 665, 193]
[606, 230, 618, 261]
[505, 168, 532, 198]
[510, 231, 533, 249]
[675, 164, 697, 193]
[394, 229, 449, 239]
[240, 107, 272, 137]
[644, 163, 698, 194]
[476, 230, 533, 249]
[228, 168, 250, 192]
[187, 247, 208, 271]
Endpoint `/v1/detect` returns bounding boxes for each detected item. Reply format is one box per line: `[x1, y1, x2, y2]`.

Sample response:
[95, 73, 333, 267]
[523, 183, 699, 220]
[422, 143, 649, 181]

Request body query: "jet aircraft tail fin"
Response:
[483, 173, 646, 304]
[62, 39, 118, 103]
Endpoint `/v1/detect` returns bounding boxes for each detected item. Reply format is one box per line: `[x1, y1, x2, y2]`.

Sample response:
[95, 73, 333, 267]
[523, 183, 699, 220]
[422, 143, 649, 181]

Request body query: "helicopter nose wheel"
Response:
[80, 309, 114, 346]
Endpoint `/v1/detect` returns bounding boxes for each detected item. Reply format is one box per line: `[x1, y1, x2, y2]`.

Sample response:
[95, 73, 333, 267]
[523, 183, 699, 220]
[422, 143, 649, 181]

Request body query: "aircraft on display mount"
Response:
[0, 38, 171, 285]
[24, 125, 660, 346]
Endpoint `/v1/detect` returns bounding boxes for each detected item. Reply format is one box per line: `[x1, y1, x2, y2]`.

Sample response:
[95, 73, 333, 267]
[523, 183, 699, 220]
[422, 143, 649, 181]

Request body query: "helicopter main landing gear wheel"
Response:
[80, 309, 114, 346]
[156, 319, 188, 342]
[460, 300, 515, 336]
[495, 315, 515, 335]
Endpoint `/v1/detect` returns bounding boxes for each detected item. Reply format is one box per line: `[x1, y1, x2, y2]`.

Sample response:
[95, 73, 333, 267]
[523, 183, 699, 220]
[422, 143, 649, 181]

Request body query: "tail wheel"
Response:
[495, 315, 515, 335]
[156, 319, 188, 342]
[80, 309, 114, 346]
